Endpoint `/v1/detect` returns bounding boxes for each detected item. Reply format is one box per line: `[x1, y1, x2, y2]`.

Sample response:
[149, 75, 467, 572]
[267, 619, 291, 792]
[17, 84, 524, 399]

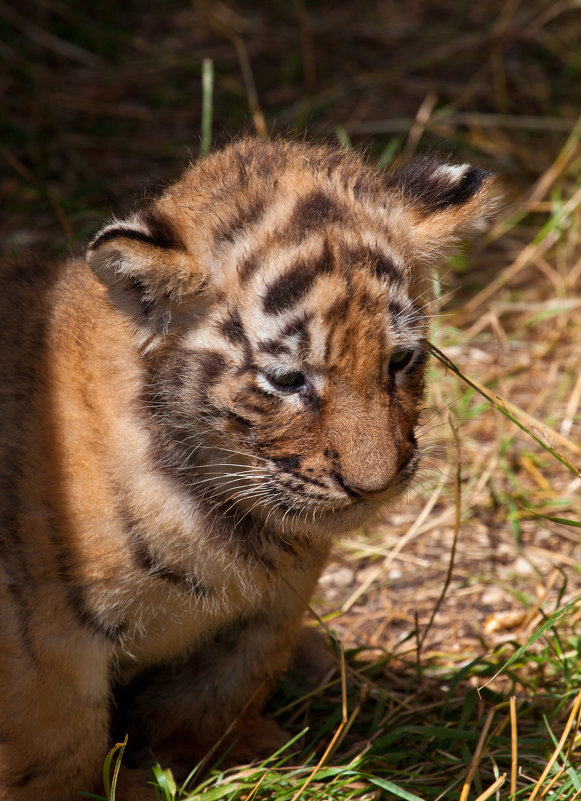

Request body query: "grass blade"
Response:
[200, 58, 214, 157]
[479, 596, 581, 690]
[429, 344, 581, 477]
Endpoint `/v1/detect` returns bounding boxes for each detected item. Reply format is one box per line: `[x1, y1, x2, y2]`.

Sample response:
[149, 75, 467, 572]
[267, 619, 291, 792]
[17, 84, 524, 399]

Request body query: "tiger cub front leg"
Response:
[116, 583, 318, 782]
[0, 589, 112, 800]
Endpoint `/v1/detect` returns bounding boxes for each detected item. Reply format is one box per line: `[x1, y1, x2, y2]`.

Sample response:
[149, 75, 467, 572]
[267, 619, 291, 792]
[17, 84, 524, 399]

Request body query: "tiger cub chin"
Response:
[0, 138, 493, 800]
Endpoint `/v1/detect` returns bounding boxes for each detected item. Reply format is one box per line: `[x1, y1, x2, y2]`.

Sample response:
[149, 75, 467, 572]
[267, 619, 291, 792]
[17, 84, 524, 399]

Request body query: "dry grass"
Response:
[2, 0, 581, 798]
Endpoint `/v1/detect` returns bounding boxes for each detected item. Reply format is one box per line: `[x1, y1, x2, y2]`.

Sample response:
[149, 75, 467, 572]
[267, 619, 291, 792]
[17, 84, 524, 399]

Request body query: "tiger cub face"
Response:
[89, 139, 492, 548]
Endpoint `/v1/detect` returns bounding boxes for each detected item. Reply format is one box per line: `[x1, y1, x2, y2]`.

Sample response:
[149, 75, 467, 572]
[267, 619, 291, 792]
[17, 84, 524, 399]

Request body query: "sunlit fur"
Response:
[0, 138, 494, 800]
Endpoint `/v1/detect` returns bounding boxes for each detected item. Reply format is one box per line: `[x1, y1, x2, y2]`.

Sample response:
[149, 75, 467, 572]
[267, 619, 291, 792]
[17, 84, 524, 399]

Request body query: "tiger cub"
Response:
[0, 138, 493, 799]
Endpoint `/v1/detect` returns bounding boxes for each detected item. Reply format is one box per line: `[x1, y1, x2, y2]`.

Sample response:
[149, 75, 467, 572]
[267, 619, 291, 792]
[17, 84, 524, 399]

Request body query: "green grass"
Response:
[96, 628, 581, 800]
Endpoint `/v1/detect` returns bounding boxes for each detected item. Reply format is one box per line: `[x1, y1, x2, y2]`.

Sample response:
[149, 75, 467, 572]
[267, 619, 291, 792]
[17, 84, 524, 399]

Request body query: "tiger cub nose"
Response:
[338, 475, 393, 499]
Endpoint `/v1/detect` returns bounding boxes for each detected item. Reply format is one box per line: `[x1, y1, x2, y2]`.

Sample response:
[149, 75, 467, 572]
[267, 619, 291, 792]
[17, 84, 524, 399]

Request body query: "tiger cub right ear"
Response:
[87, 208, 208, 331]
[383, 157, 497, 262]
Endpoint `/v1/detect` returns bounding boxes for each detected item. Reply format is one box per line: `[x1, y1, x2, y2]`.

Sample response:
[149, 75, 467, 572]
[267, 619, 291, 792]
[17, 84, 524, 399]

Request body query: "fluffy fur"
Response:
[0, 138, 493, 799]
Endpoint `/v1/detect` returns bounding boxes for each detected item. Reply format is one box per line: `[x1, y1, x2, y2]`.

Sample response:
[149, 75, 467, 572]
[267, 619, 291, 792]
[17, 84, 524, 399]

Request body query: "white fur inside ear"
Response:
[87, 246, 124, 280]
[433, 164, 469, 184]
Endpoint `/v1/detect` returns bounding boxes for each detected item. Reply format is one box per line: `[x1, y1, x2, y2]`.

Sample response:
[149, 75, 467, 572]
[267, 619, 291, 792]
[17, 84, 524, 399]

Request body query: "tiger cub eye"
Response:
[388, 348, 415, 373]
[264, 370, 307, 392]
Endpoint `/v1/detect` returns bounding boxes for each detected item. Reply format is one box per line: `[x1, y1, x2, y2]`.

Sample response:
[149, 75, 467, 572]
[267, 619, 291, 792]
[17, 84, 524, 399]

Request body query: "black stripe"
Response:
[223, 410, 253, 429]
[301, 474, 328, 490]
[0, 481, 39, 660]
[220, 310, 254, 371]
[54, 545, 123, 642]
[272, 455, 302, 471]
[254, 437, 286, 451]
[7, 762, 42, 789]
[237, 254, 260, 284]
[272, 458, 330, 490]
[352, 176, 366, 200]
[90, 208, 183, 252]
[303, 386, 321, 412]
[324, 296, 349, 324]
[276, 476, 330, 500]
[13, 488, 123, 643]
[280, 313, 312, 346]
[136, 370, 279, 565]
[117, 500, 208, 597]
[342, 245, 403, 284]
[246, 384, 281, 404]
[298, 473, 328, 490]
[432, 167, 490, 210]
[215, 198, 265, 245]
[385, 158, 491, 214]
[369, 251, 401, 282]
[263, 263, 317, 316]
[132, 533, 207, 597]
[221, 310, 247, 346]
[195, 349, 228, 387]
[142, 208, 185, 250]
[263, 248, 334, 315]
[357, 291, 382, 314]
[257, 338, 292, 356]
[90, 226, 166, 251]
[0, 259, 122, 646]
[5, 578, 37, 661]
[388, 300, 406, 319]
[285, 191, 344, 242]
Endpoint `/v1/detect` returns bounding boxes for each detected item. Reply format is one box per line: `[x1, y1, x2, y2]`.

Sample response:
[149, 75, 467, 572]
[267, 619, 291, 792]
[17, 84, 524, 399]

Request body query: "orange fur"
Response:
[0, 139, 494, 799]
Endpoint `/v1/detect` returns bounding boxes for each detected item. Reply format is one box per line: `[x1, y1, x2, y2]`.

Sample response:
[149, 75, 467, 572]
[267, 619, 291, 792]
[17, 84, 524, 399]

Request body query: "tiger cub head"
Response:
[88, 139, 493, 543]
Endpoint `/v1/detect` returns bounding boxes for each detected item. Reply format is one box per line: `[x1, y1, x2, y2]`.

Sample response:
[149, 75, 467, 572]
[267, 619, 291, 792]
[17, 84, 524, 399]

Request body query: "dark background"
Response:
[3, 0, 580, 263]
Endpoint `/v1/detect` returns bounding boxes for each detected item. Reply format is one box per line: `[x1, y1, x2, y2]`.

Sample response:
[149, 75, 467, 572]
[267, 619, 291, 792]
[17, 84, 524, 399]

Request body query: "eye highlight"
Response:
[388, 348, 415, 373]
[263, 370, 307, 393]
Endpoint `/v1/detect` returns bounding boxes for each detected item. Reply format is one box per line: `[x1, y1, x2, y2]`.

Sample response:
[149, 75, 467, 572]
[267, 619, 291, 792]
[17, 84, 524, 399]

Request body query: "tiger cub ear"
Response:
[87, 208, 207, 333]
[384, 157, 497, 262]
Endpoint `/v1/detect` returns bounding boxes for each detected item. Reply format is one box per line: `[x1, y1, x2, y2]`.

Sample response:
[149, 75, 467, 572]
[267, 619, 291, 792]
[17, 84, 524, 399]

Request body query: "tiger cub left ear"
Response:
[87, 208, 208, 333]
[384, 157, 497, 261]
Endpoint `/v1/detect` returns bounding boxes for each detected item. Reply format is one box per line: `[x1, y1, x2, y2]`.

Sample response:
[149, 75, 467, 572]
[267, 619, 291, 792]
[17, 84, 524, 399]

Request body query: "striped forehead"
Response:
[231, 198, 406, 306]
[204, 178, 426, 367]
[233, 236, 419, 367]
[215, 173, 388, 279]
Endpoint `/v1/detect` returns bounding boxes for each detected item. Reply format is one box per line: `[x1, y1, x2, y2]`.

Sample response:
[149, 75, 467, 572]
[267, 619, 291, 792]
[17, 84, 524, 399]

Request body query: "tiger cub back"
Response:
[0, 138, 493, 799]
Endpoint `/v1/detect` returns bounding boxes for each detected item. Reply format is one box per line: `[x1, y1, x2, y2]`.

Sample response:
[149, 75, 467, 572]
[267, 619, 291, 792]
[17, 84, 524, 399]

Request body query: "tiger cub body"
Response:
[0, 139, 492, 799]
